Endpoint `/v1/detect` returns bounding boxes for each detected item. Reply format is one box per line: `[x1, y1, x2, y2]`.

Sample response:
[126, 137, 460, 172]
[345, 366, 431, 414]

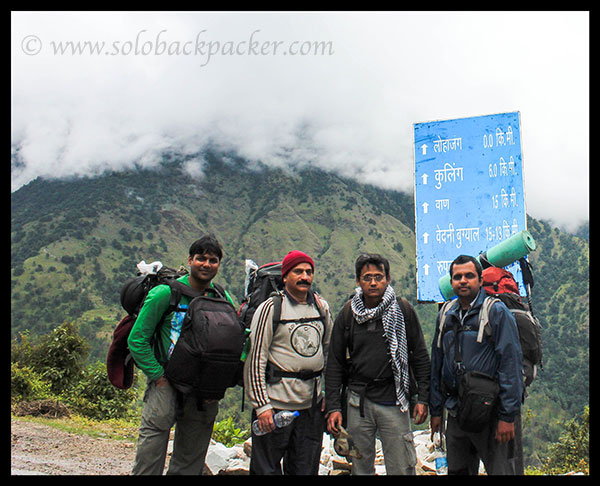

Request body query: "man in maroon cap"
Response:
[280, 250, 315, 304]
[244, 250, 334, 475]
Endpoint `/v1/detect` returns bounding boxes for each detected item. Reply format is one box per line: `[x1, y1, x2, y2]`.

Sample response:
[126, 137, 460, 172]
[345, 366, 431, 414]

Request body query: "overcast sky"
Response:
[11, 11, 589, 232]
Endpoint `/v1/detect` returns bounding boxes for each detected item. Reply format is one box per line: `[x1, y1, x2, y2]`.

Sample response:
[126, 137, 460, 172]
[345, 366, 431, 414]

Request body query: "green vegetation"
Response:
[11, 322, 140, 421]
[11, 322, 249, 447]
[526, 406, 589, 475]
[211, 415, 250, 447]
[11, 152, 588, 469]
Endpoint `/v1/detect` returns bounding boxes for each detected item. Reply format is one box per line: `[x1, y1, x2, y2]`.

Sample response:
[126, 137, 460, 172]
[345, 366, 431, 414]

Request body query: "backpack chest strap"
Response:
[271, 292, 327, 329]
[437, 297, 497, 349]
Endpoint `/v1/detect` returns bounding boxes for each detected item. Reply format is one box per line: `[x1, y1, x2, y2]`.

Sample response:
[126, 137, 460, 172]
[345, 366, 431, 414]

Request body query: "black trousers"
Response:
[446, 413, 522, 475]
[249, 401, 325, 475]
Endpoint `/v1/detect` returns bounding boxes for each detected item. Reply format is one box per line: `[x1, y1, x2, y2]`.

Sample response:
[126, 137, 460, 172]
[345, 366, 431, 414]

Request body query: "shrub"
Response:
[11, 322, 139, 421]
[211, 416, 249, 447]
[62, 361, 139, 420]
[11, 362, 53, 403]
[528, 406, 589, 475]
[30, 322, 89, 394]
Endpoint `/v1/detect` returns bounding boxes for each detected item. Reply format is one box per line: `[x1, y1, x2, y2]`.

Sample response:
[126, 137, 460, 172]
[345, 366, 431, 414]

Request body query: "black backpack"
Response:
[107, 265, 191, 389]
[238, 261, 283, 329]
[164, 280, 246, 401]
[478, 290, 543, 387]
[238, 260, 327, 332]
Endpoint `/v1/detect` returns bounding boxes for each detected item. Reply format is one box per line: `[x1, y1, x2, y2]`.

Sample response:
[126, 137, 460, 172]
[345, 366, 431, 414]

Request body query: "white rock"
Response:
[201, 428, 447, 476]
[204, 440, 239, 475]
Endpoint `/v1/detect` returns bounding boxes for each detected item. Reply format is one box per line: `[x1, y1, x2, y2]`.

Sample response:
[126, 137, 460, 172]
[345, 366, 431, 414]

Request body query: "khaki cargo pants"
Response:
[131, 379, 218, 475]
[346, 390, 417, 475]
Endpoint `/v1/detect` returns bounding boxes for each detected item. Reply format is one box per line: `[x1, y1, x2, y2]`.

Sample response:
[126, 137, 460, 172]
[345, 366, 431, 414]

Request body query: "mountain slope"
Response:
[11, 152, 588, 466]
[11, 154, 422, 344]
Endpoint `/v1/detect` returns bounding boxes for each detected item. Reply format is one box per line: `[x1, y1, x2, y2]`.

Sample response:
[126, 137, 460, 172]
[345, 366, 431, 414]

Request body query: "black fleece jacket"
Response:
[325, 296, 431, 413]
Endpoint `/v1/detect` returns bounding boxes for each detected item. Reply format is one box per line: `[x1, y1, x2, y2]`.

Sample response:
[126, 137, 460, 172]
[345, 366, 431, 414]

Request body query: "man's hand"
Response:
[495, 420, 515, 444]
[155, 376, 169, 387]
[412, 403, 428, 425]
[430, 415, 442, 441]
[327, 411, 343, 435]
[257, 409, 275, 434]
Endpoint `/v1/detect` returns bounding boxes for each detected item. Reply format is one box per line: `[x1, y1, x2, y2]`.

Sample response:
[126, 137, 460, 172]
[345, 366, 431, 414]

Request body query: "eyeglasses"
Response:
[360, 274, 385, 282]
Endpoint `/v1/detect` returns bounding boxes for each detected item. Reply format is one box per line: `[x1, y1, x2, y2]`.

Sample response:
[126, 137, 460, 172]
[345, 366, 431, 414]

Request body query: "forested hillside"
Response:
[11, 153, 588, 467]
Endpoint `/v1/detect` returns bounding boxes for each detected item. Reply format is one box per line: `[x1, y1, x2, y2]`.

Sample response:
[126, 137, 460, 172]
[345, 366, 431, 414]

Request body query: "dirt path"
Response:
[11, 418, 141, 475]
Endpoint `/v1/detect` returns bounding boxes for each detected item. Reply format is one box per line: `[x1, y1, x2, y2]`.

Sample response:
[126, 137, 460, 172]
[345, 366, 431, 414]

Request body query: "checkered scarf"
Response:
[350, 285, 410, 412]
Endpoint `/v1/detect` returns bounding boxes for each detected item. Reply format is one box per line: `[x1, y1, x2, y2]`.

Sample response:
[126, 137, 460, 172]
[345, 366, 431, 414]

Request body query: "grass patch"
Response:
[12, 413, 140, 443]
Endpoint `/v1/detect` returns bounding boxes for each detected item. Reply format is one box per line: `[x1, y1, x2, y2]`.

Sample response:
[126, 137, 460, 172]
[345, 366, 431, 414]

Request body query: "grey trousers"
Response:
[131, 380, 218, 475]
[346, 391, 417, 475]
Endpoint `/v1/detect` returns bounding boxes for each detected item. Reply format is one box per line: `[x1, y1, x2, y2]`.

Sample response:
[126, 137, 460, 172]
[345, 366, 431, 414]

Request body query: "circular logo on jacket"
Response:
[291, 324, 321, 357]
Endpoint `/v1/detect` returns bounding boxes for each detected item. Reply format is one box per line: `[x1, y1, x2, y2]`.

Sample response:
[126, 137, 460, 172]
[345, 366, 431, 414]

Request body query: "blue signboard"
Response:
[413, 112, 527, 302]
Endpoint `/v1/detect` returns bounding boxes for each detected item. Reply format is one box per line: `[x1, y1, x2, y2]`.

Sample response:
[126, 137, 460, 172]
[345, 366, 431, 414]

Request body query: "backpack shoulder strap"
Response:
[167, 279, 203, 297]
[337, 299, 355, 359]
[271, 291, 328, 334]
[477, 296, 500, 343]
[313, 291, 329, 322]
[271, 292, 284, 333]
[396, 296, 411, 317]
[166, 280, 203, 311]
[148, 281, 197, 367]
[436, 300, 456, 348]
[210, 282, 227, 301]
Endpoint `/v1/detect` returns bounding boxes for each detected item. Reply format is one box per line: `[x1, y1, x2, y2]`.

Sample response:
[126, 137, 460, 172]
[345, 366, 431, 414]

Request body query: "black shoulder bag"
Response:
[453, 321, 499, 433]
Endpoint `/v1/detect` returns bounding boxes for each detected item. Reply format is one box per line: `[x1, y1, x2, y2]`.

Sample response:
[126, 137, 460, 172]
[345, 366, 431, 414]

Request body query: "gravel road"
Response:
[11, 418, 147, 475]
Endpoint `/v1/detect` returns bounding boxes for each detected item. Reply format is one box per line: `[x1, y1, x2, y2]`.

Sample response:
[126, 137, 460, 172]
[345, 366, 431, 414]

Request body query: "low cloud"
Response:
[11, 11, 588, 231]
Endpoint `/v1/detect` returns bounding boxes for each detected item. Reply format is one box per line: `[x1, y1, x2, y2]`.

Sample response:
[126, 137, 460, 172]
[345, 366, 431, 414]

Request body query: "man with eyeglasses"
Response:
[325, 253, 431, 475]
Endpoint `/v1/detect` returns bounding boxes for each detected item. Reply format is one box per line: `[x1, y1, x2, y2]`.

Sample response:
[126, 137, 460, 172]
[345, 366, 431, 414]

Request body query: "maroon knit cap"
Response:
[281, 250, 314, 278]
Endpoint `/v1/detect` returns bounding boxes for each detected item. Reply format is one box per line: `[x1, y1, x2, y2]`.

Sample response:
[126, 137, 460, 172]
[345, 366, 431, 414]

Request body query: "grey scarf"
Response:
[350, 285, 410, 412]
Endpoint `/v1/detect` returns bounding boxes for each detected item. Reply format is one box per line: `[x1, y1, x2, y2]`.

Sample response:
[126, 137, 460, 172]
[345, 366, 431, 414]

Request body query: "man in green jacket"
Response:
[128, 235, 235, 475]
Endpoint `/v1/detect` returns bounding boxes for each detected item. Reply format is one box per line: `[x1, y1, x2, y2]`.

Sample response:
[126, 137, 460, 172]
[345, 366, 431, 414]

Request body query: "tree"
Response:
[531, 406, 589, 475]
[11, 324, 139, 420]
[65, 361, 139, 420]
[12, 322, 89, 394]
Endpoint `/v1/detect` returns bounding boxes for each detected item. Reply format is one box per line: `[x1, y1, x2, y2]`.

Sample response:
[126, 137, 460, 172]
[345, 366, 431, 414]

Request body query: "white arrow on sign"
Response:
[422, 173, 428, 185]
[423, 264, 430, 276]
[422, 202, 429, 214]
[423, 232, 429, 244]
[420, 144, 428, 155]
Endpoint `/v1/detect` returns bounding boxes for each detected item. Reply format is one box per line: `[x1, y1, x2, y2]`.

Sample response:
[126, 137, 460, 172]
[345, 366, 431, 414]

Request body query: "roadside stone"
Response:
[12, 418, 457, 476]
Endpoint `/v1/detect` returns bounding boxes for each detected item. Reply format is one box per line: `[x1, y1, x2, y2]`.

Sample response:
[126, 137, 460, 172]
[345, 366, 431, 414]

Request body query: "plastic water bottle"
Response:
[433, 431, 448, 475]
[239, 328, 251, 362]
[252, 410, 300, 436]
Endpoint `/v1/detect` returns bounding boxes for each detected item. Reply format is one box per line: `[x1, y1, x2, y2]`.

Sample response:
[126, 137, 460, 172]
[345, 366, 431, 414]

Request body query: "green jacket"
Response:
[127, 274, 235, 381]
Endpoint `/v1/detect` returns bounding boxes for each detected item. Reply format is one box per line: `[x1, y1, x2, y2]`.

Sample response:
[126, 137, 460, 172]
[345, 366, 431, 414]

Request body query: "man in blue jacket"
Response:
[429, 255, 523, 475]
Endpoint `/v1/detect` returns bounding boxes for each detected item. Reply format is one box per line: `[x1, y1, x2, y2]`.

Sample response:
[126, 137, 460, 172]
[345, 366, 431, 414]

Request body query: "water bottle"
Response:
[433, 431, 448, 475]
[239, 328, 251, 362]
[252, 410, 300, 436]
